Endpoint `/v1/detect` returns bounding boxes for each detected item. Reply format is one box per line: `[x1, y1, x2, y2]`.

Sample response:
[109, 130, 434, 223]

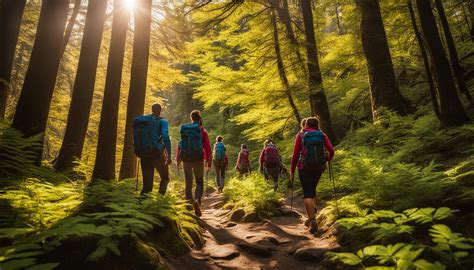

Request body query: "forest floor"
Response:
[168, 191, 340, 269]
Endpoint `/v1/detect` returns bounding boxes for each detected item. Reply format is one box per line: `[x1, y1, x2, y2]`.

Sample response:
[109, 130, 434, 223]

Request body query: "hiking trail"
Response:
[169, 191, 340, 269]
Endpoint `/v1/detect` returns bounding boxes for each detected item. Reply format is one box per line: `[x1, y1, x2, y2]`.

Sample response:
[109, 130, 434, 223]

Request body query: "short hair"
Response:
[152, 103, 162, 115]
[241, 144, 247, 150]
[306, 117, 320, 129]
[190, 110, 202, 123]
[216, 135, 223, 142]
[264, 138, 273, 147]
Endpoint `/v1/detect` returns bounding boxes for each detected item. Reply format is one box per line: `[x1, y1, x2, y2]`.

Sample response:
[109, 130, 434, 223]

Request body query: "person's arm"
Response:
[290, 134, 302, 175]
[160, 119, 172, 163]
[235, 152, 241, 169]
[323, 133, 334, 161]
[202, 129, 212, 168]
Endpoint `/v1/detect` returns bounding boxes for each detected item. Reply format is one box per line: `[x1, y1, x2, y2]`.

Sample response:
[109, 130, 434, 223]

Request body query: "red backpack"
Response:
[238, 150, 249, 169]
[264, 145, 280, 168]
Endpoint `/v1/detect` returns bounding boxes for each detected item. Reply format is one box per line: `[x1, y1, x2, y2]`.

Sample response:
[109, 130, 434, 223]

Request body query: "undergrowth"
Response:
[223, 173, 284, 218]
[0, 180, 201, 270]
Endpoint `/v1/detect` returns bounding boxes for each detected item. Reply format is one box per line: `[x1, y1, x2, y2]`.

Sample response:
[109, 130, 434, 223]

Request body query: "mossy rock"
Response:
[243, 212, 261, 223]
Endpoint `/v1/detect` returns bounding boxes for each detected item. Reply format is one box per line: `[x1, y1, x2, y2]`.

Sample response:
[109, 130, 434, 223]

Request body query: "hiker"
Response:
[177, 110, 212, 217]
[290, 117, 334, 234]
[213, 136, 228, 192]
[235, 144, 251, 177]
[259, 139, 283, 191]
[133, 103, 171, 195]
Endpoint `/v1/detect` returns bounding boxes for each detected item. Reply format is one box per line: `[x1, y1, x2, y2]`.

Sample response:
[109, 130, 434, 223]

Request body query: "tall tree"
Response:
[274, 0, 305, 72]
[60, 0, 82, 59]
[11, 0, 70, 164]
[119, 0, 152, 179]
[92, 0, 130, 181]
[407, 0, 440, 120]
[55, 0, 108, 171]
[416, 0, 470, 126]
[300, 0, 336, 142]
[356, 0, 411, 120]
[270, 6, 302, 125]
[434, 0, 473, 105]
[0, 0, 26, 119]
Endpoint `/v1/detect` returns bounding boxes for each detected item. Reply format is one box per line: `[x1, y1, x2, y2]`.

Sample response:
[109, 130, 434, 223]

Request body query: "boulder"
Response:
[243, 212, 261, 223]
[230, 209, 246, 222]
[293, 247, 326, 262]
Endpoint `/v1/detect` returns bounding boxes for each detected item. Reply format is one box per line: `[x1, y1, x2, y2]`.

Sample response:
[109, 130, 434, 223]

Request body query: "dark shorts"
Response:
[299, 169, 324, 199]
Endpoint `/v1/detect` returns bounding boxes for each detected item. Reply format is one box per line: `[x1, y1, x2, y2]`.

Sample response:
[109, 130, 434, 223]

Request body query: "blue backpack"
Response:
[133, 115, 164, 158]
[179, 122, 203, 162]
[214, 142, 226, 161]
[301, 130, 326, 170]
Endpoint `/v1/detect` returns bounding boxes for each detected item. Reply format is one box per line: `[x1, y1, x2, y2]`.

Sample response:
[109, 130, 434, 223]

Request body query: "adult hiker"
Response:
[235, 144, 251, 177]
[213, 135, 228, 192]
[259, 139, 283, 191]
[290, 116, 334, 234]
[133, 103, 171, 195]
[177, 110, 212, 217]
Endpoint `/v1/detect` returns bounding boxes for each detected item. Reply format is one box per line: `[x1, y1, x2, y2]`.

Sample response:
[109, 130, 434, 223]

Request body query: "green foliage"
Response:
[330, 207, 474, 268]
[223, 173, 283, 217]
[0, 180, 201, 270]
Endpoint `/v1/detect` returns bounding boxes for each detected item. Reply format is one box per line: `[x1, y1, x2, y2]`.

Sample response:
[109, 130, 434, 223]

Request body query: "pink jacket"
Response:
[290, 128, 334, 174]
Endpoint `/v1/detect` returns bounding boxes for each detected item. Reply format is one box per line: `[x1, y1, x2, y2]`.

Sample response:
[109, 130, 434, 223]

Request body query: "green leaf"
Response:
[25, 262, 60, 270]
[413, 259, 446, 270]
[432, 207, 456, 221]
[327, 252, 362, 265]
[0, 258, 36, 270]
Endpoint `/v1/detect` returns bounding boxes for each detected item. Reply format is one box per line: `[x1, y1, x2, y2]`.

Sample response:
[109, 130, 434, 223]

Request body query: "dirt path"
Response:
[169, 191, 340, 269]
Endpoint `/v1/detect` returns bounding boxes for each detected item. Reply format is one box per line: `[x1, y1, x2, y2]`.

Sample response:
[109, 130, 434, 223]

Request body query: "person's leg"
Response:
[299, 169, 316, 219]
[154, 158, 170, 195]
[269, 167, 279, 191]
[140, 158, 154, 194]
[183, 162, 194, 201]
[214, 162, 220, 190]
[194, 161, 205, 203]
[220, 165, 226, 190]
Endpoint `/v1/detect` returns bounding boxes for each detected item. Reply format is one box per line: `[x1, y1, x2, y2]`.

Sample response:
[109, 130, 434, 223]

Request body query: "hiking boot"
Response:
[309, 219, 318, 234]
[193, 200, 202, 217]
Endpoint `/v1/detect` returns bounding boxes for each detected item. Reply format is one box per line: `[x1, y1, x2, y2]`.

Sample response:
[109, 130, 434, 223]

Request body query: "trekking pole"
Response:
[290, 176, 294, 211]
[205, 168, 209, 197]
[329, 161, 340, 217]
[136, 158, 140, 191]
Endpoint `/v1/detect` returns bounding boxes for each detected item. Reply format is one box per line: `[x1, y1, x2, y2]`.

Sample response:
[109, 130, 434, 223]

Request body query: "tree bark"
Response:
[119, 0, 152, 179]
[434, 0, 473, 105]
[55, 0, 108, 171]
[11, 0, 70, 165]
[407, 0, 441, 120]
[60, 0, 82, 59]
[356, 0, 411, 120]
[300, 0, 337, 142]
[270, 7, 302, 125]
[274, 0, 305, 72]
[0, 0, 26, 119]
[92, 0, 130, 181]
[416, 0, 470, 126]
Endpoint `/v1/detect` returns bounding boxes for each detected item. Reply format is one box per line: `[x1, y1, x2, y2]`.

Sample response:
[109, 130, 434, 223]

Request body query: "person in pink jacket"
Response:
[290, 117, 334, 233]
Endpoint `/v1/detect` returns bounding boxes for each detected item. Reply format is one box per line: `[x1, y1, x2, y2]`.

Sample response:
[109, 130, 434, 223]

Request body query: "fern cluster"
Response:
[0, 180, 201, 270]
[329, 207, 474, 269]
[223, 173, 283, 217]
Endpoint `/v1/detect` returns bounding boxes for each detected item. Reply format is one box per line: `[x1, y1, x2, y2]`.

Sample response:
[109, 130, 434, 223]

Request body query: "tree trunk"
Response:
[11, 0, 70, 165]
[416, 0, 470, 126]
[335, 3, 343, 35]
[92, 0, 130, 181]
[55, 0, 108, 171]
[0, 0, 26, 119]
[469, 1, 474, 41]
[356, 0, 411, 120]
[300, 0, 337, 142]
[434, 0, 473, 105]
[119, 0, 152, 179]
[274, 0, 305, 72]
[270, 7, 302, 125]
[407, 0, 441, 120]
[60, 0, 82, 59]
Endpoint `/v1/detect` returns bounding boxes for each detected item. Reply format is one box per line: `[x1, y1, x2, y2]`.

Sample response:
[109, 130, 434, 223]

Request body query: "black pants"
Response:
[299, 169, 324, 199]
[183, 161, 204, 202]
[265, 166, 280, 191]
[140, 158, 169, 195]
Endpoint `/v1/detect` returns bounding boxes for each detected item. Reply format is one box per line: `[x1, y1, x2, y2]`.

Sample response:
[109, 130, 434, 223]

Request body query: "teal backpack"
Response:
[301, 130, 326, 170]
[133, 115, 164, 158]
[179, 122, 203, 162]
[214, 142, 226, 161]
